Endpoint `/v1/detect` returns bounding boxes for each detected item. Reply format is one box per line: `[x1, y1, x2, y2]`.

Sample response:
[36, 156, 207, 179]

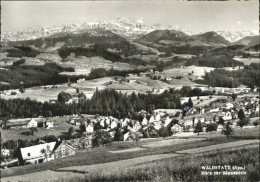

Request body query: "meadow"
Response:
[1, 126, 259, 179]
[74, 146, 259, 182]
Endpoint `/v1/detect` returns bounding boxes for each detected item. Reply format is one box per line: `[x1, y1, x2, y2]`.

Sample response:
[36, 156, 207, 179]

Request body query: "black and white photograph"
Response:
[0, 0, 259, 181]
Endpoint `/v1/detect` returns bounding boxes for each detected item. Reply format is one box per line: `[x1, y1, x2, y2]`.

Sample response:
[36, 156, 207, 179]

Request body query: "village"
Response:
[1, 86, 259, 169]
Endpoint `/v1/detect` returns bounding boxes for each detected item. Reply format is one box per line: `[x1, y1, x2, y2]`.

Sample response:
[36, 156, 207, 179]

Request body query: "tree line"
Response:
[0, 87, 214, 122]
[202, 63, 259, 88]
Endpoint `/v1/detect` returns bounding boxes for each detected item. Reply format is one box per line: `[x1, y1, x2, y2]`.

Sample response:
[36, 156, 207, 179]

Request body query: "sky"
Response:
[1, 0, 259, 34]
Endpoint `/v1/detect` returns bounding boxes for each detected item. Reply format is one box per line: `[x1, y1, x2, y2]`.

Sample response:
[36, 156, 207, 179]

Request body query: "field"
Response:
[1, 127, 259, 181]
[233, 57, 259, 65]
[72, 146, 259, 182]
[180, 95, 227, 107]
[0, 116, 77, 142]
[0, 84, 76, 102]
[59, 56, 140, 76]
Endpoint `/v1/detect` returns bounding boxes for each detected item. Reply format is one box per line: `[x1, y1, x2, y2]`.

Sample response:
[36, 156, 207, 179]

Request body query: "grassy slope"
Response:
[1, 127, 259, 178]
[78, 146, 259, 182]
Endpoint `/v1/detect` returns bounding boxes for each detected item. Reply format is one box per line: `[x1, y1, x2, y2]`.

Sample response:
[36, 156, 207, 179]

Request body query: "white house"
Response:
[122, 118, 130, 127]
[142, 116, 148, 126]
[86, 124, 94, 134]
[155, 113, 161, 121]
[129, 80, 136, 83]
[164, 116, 172, 127]
[45, 121, 54, 129]
[149, 115, 155, 123]
[222, 103, 234, 110]
[1, 149, 10, 157]
[153, 121, 163, 130]
[124, 132, 131, 141]
[111, 120, 118, 129]
[171, 124, 183, 133]
[27, 119, 38, 128]
[20, 142, 56, 164]
[105, 118, 111, 125]
[133, 122, 142, 132]
[100, 119, 106, 128]
[210, 108, 220, 113]
[223, 112, 232, 121]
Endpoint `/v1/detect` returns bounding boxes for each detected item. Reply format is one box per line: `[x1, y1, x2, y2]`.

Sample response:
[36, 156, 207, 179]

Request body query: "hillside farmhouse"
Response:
[7, 118, 38, 128]
[19, 141, 75, 165]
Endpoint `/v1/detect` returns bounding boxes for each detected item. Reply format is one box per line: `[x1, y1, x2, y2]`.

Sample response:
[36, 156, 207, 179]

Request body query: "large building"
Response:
[19, 141, 76, 165]
[7, 118, 38, 128]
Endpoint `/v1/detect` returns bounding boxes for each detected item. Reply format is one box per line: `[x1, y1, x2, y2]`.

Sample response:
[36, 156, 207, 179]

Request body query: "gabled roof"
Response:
[7, 118, 31, 126]
[20, 142, 56, 160]
[53, 140, 76, 151]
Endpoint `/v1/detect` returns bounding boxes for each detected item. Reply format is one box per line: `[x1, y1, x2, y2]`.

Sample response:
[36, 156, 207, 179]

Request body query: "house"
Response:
[77, 78, 85, 83]
[100, 119, 106, 128]
[171, 124, 183, 133]
[122, 118, 130, 127]
[79, 136, 93, 149]
[105, 118, 111, 125]
[223, 112, 232, 121]
[70, 117, 82, 125]
[20, 142, 56, 165]
[124, 132, 131, 141]
[7, 119, 29, 128]
[7, 118, 37, 128]
[153, 121, 163, 130]
[210, 108, 220, 113]
[164, 116, 172, 127]
[143, 125, 158, 137]
[133, 122, 142, 132]
[111, 120, 118, 129]
[45, 121, 54, 129]
[184, 120, 193, 127]
[86, 124, 94, 134]
[222, 103, 234, 110]
[129, 80, 136, 83]
[52, 141, 76, 159]
[1, 149, 10, 157]
[142, 116, 148, 126]
[149, 115, 155, 123]
[27, 119, 38, 128]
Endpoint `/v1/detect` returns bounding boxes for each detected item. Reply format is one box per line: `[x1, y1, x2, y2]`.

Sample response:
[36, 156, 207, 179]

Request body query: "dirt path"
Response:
[2, 139, 259, 182]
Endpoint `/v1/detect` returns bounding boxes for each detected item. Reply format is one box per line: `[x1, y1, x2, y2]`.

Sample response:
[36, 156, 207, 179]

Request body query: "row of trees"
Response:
[202, 63, 260, 88]
[185, 55, 244, 68]
[1, 87, 212, 122]
[0, 63, 74, 91]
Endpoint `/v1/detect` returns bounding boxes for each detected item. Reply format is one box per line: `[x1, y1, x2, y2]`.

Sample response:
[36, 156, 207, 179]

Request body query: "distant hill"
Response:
[192, 31, 231, 46]
[8, 28, 127, 49]
[136, 30, 231, 47]
[233, 35, 260, 47]
[216, 30, 257, 42]
[135, 29, 189, 43]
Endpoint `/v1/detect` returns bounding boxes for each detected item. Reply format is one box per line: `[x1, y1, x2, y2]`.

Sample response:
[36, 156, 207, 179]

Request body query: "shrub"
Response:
[253, 120, 259, 127]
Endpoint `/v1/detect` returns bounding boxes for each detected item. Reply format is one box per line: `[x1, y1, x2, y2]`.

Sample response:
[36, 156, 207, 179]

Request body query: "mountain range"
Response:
[2, 18, 258, 44]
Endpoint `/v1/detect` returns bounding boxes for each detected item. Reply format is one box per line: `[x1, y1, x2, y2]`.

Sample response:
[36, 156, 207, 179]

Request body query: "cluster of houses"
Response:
[69, 109, 184, 142]
[1, 92, 258, 168]
[181, 96, 259, 131]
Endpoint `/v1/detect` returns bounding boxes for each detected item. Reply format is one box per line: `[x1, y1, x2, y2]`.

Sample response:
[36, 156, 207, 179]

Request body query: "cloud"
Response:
[236, 21, 241, 25]
[252, 29, 259, 35]
[136, 18, 143, 24]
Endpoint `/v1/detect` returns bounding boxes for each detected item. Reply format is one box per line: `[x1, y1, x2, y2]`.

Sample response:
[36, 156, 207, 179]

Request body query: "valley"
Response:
[0, 16, 259, 182]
